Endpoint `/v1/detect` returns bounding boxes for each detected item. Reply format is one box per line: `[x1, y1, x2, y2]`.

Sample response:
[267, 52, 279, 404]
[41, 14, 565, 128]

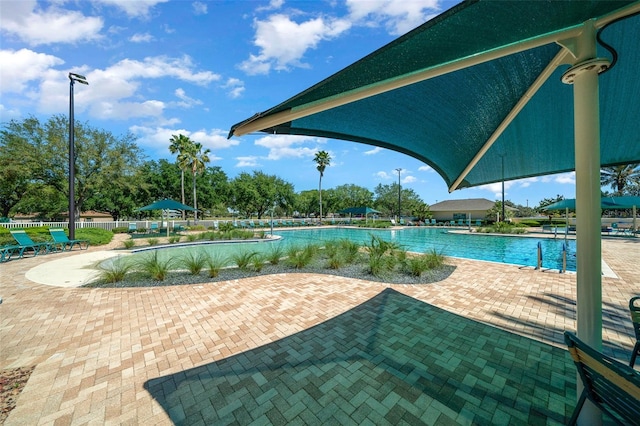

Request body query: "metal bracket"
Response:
[561, 58, 611, 84]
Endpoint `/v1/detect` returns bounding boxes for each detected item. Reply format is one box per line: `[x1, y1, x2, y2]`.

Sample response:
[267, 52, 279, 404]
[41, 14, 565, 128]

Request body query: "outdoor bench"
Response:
[564, 331, 640, 425]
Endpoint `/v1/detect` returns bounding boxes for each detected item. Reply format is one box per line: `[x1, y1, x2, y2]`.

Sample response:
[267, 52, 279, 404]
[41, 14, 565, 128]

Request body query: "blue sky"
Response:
[0, 0, 577, 208]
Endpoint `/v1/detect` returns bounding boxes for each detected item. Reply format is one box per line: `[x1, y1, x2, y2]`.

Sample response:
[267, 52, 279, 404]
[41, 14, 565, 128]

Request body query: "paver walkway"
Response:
[0, 235, 638, 425]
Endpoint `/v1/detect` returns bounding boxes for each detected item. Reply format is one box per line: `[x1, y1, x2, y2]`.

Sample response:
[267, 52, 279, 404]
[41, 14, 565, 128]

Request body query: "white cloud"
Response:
[376, 171, 391, 179]
[364, 147, 383, 155]
[0, 49, 64, 95]
[223, 78, 245, 99]
[31, 55, 219, 122]
[240, 14, 351, 75]
[0, 1, 103, 46]
[130, 33, 154, 43]
[418, 165, 433, 172]
[95, 0, 169, 18]
[192, 2, 208, 15]
[254, 134, 323, 160]
[174, 88, 203, 107]
[403, 175, 417, 184]
[236, 156, 261, 167]
[130, 125, 236, 155]
[256, 0, 285, 12]
[554, 172, 576, 185]
[346, 0, 441, 35]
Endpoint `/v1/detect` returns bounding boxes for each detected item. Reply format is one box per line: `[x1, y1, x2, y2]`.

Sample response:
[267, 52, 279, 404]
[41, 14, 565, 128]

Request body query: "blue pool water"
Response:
[130, 227, 576, 272]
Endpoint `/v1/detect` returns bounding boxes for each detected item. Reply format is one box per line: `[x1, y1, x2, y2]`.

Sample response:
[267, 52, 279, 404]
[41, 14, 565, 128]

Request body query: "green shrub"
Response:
[266, 246, 285, 265]
[186, 234, 198, 242]
[99, 258, 132, 283]
[181, 252, 208, 275]
[123, 239, 135, 249]
[286, 244, 316, 269]
[168, 236, 181, 244]
[338, 239, 361, 263]
[112, 226, 130, 234]
[205, 254, 227, 278]
[231, 250, 257, 270]
[136, 251, 174, 281]
[251, 253, 266, 272]
[404, 256, 430, 277]
[147, 238, 159, 246]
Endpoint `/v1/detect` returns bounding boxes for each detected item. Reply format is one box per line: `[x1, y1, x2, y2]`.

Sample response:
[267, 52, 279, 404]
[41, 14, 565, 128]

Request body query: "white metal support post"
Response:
[562, 20, 608, 426]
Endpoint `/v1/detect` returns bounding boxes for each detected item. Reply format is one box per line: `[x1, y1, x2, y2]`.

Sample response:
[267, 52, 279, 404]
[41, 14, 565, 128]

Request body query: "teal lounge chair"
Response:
[1, 245, 23, 262]
[150, 222, 159, 233]
[128, 223, 137, 233]
[9, 230, 51, 256]
[49, 228, 89, 251]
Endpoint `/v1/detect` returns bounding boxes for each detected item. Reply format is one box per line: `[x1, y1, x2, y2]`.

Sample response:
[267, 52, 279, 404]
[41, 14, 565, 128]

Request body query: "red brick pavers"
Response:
[1, 237, 638, 425]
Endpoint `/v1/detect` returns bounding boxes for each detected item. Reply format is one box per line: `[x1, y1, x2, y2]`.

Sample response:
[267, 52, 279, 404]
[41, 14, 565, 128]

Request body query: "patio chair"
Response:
[48, 228, 89, 251]
[630, 296, 640, 368]
[9, 230, 51, 256]
[564, 331, 640, 425]
[128, 223, 137, 233]
[150, 222, 159, 233]
[1, 245, 24, 262]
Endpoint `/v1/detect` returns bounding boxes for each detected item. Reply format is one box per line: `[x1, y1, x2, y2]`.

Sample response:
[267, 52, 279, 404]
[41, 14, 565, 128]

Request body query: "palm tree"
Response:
[313, 150, 331, 223]
[601, 164, 640, 195]
[169, 134, 194, 219]
[184, 142, 210, 222]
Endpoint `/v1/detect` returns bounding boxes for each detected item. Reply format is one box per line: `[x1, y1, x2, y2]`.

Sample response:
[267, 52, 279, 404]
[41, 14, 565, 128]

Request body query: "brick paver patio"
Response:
[0, 234, 638, 425]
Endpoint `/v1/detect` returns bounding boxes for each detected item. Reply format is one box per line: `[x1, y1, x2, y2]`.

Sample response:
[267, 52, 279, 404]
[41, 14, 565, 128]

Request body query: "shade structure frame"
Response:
[229, 4, 640, 422]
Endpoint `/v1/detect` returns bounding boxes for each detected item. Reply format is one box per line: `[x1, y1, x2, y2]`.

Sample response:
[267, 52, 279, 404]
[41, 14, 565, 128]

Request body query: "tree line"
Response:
[2, 116, 637, 222]
[0, 116, 430, 221]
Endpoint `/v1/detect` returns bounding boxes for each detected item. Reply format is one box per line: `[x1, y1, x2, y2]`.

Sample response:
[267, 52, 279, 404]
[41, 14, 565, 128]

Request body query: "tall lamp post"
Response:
[68, 73, 88, 239]
[395, 168, 402, 222]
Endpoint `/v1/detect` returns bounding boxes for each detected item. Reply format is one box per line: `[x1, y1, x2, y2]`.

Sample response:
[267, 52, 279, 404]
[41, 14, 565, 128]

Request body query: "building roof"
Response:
[430, 198, 511, 212]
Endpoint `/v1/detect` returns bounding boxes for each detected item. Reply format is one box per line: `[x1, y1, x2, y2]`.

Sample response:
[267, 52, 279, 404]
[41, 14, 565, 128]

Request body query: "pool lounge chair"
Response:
[49, 228, 89, 251]
[9, 230, 51, 256]
[150, 222, 159, 233]
[630, 296, 640, 368]
[128, 223, 137, 233]
[1, 245, 23, 262]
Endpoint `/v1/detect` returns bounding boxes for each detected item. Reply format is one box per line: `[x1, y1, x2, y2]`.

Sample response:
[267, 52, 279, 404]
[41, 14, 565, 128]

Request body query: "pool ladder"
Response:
[535, 242, 566, 273]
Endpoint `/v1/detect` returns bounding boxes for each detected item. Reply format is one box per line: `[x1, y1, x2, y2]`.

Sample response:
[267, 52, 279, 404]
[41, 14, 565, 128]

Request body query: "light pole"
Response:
[500, 154, 505, 223]
[68, 73, 88, 239]
[395, 168, 402, 222]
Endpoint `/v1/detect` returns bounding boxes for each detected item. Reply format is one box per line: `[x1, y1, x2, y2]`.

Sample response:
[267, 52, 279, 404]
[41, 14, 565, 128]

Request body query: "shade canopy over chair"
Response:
[229, 2, 640, 366]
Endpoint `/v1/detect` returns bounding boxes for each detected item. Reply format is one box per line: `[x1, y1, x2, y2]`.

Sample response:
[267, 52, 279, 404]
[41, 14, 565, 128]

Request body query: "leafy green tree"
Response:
[136, 159, 182, 204]
[313, 150, 331, 222]
[411, 202, 432, 222]
[601, 164, 640, 195]
[195, 166, 231, 216]
[296, 190, 318, 217]
[0, 125, 34, 217]
[486, 201, 515, 222]
[373, 183, 423, 217]
[325, 184, 374, 214]
[1, 115, 142, 220]
[230, 171, 295, 219]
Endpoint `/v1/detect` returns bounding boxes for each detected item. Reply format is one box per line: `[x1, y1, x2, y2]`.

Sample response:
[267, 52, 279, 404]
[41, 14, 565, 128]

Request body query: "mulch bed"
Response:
[0, 366, 35, 424]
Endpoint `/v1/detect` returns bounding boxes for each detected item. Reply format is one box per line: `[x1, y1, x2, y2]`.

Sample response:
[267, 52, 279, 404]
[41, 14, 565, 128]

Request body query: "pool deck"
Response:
[0, 232, 638, 425]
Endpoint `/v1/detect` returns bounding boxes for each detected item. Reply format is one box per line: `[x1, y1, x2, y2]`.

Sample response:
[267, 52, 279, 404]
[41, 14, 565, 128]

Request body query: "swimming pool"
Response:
[128, 227, 575, 272]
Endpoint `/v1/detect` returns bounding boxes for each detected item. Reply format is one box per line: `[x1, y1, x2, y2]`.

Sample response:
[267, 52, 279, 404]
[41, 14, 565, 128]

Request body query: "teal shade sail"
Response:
[138, 199, 196, 211]
[338, 207, 381, 215]
[229, 0, 640, 191]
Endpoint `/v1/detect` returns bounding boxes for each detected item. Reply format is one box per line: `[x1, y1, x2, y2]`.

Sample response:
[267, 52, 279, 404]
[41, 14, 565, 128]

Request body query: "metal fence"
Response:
[0, 218, 323, 231]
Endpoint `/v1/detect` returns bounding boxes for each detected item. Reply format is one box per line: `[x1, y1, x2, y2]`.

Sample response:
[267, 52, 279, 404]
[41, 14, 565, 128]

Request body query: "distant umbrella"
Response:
[138, 199, 196, 236]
